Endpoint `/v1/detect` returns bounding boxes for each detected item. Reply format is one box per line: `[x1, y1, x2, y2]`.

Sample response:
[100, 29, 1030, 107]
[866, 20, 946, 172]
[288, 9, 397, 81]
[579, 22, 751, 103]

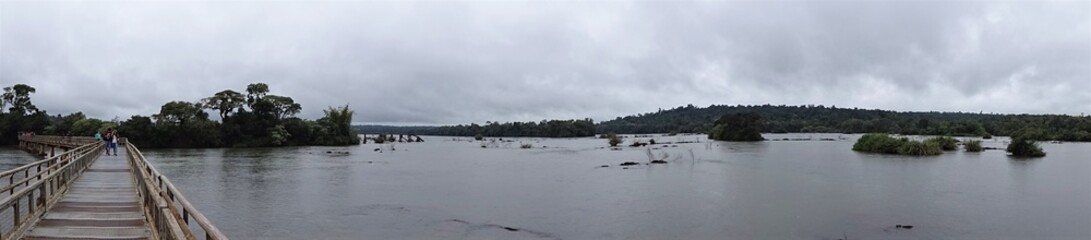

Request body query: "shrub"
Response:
[474, 134, 484, 141]
[964, 140, 983, 152]
[1007, 138, 1046, 157]
[925, 136, 959, 151]
[607, 133, 622, 147]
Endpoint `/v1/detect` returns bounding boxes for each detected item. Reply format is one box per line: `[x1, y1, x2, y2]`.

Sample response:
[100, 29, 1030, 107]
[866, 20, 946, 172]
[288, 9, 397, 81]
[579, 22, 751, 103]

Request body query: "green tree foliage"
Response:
[153, 101, 208, 126]
[70, 118, 105, 136]
[596, 104, 1091, 141]
[709, 112, 764, 141]
[202, 90, 245, 120]
[607, 133, 622, 146]
[3, 84, 38, 114]
[964, 140, 983, 152]
[411, 119, 596, 138]
[118, 116, 161, 147]
[1007, 138, 1046, 157]
[313, 105, 360, 145]
[44, 112, 86, 135]
[245, 83, 269, 109]
[2, 83, 355, 148]
[0, 84, 49, 145]
[115, 83, 358, 148]
[265, 95, 302, 120]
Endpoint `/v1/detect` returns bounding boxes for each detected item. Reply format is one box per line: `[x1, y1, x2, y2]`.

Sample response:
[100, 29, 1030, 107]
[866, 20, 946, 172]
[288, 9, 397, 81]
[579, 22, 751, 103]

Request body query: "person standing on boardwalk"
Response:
[110, 129, 119, 156]
[94, 131, 102, 141]
[102, 130, 114, 155]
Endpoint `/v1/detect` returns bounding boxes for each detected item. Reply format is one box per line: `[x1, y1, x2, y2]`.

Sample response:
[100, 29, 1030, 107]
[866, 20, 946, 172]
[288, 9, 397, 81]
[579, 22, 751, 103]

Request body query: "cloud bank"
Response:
[2, 1, 1088, 124]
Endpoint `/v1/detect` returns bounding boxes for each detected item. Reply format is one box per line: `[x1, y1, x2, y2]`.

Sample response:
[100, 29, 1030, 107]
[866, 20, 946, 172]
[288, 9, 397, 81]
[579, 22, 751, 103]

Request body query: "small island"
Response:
[852, 134, 961, 156]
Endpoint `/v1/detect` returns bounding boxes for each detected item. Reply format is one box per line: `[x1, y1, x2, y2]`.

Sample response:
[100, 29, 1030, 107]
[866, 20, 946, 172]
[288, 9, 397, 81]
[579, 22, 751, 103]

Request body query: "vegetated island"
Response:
[852, 134, 958, 156]
[1, 83, 359, 148]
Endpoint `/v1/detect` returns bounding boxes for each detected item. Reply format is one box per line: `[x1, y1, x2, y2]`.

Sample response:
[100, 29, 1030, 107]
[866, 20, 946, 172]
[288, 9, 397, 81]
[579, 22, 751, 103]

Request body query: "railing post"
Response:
[14, 200, 20, 226]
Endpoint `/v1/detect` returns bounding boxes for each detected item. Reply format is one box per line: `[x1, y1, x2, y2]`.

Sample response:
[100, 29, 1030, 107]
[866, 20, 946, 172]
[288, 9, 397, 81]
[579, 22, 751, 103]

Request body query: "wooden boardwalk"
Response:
[6, 136, 225, 240]
[22, 146, 151, 240]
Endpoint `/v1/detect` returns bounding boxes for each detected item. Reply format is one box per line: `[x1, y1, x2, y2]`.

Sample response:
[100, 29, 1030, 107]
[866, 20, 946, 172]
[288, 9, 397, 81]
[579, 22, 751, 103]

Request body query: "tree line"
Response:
[1, 83, 359, 148]
[356, 119, 597, 138]
[598, 104, 1091, 141]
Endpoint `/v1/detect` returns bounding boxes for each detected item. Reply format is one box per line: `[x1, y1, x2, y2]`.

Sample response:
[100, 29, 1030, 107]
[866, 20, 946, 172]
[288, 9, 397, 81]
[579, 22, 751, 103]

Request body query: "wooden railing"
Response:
[17, 135, 100, 148]
[0, 139, 103, 239]
[126, 142, 227, 240]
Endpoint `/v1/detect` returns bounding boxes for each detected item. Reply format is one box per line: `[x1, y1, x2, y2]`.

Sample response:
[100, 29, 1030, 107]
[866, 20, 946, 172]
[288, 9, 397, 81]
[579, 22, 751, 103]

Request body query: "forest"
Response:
[358, 104, 1091, 141]
[0, 83, 360, 148]
[597, 104, 1091, 141]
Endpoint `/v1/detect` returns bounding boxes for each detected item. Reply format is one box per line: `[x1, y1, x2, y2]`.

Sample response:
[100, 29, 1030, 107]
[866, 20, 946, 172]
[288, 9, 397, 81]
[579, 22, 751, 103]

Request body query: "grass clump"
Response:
[897, 141, 943, 156]
[924, 136, 959, 151]
[964, 140, 983, 152]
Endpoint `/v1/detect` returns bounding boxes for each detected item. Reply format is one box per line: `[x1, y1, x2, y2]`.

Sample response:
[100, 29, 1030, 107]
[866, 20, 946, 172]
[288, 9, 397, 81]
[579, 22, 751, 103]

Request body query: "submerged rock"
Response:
[650, 160, 667, 164]
[620, 162, 639, 166]
[895, 225, 914, 229]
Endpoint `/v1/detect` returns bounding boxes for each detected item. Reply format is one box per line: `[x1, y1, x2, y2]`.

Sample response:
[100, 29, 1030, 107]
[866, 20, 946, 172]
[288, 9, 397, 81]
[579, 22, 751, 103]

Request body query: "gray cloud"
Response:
[1, 1, 1088, 124]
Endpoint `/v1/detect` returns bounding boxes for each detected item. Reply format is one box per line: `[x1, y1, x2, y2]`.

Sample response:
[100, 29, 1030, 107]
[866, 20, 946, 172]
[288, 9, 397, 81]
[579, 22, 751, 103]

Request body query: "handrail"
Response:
[18, 135, 99, 148]
[0, 140, 103, 239]
[1, 136, 104, 198]
[126, 142, 227, 240]
[0, 142, 101, 199]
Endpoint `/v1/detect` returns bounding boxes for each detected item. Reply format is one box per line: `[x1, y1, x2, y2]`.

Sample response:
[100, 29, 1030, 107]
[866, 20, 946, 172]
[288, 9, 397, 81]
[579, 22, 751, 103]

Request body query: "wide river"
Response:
[3, 134, 1089, 239]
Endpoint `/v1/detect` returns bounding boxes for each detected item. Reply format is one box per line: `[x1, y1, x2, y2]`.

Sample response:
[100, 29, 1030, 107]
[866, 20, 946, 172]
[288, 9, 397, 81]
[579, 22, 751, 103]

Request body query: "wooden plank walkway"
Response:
[21, 146, 151, 240]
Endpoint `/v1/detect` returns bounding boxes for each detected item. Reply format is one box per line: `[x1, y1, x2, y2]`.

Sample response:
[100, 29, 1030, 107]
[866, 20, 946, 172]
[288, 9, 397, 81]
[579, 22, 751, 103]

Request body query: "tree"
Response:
[70, 118, 105, 136]
[202, 90, 245, 120]
[153, 101, 208, 126]
[314, 105, 360, 145]
[265, 95, 302, 120]
[4, 84, 38, 115]
[118, 116, 160, 147]
[0, 86, 10, 113]
[45, 112, 86, 135]
[245, 83, 270, 110]
[709, 112, 764, 141]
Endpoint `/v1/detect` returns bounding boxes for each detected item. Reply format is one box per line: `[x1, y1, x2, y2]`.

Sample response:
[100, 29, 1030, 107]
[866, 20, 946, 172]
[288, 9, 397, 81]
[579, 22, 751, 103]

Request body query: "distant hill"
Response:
[355, 104, 1091, 141]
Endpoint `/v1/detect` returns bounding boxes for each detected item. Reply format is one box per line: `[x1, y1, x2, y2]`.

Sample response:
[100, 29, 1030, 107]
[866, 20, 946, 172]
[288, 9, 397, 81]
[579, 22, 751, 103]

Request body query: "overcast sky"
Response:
[1, 1, 1088, 125]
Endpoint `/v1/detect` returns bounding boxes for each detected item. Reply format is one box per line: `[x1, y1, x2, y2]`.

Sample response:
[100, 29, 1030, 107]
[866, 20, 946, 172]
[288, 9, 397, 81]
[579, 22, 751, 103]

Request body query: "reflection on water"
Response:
[124, 134, 1090, 239]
